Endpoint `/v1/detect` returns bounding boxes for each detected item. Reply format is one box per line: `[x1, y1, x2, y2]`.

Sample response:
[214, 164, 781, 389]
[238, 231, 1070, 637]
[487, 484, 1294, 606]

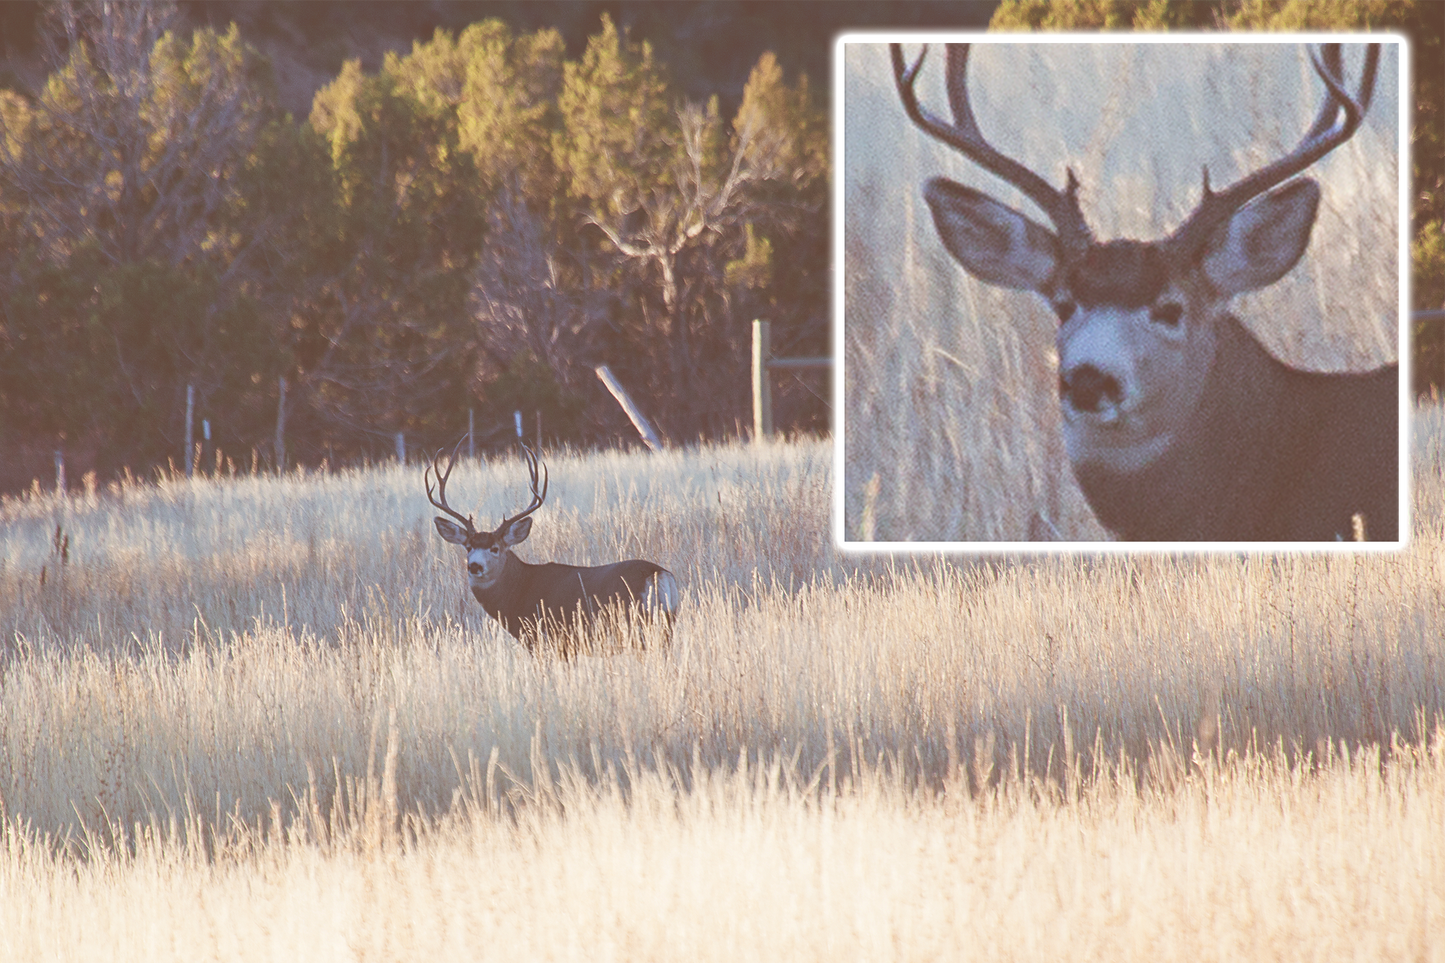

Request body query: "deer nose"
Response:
[468, 562, 484, 575]
[1060, 364, 1123, 413]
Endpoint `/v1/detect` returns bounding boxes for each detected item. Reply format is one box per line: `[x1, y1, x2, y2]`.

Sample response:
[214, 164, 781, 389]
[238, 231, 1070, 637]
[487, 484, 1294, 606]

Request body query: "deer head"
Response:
[428, 440, 548, 591]
[892, 43, 1380, 478]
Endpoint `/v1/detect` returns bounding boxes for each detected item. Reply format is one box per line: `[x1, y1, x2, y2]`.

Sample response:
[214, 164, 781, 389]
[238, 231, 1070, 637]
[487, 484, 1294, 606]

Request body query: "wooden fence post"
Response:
[752, 319, 832, 442]
[595, 365, 663, 452]
[275, 376, 287, 473]
[752, 320, 772, 441]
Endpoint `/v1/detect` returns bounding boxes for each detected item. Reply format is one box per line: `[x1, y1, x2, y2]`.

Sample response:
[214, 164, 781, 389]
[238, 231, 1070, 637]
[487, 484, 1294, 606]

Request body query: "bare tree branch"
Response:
[473, 185, 604, 385]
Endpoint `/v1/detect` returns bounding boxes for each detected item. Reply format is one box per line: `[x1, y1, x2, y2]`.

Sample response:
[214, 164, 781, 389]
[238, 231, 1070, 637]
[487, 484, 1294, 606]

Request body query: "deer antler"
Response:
[892, 42, 1093, 253]
[498, 443, 548, 531]
[426, 437, 474, 532]
[1169, 42, 1380, 257]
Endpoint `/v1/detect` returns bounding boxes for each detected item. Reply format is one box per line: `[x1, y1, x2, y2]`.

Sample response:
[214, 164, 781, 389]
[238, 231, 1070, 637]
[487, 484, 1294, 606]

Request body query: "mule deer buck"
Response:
[428, 442, 679, 654]
[893, 42, 1398, 541]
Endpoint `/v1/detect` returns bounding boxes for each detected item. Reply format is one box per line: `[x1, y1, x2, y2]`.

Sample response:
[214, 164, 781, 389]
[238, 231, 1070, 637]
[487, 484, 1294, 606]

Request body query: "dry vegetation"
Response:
[841, 41, 1401, 541]
[0, 414, 1442, 958]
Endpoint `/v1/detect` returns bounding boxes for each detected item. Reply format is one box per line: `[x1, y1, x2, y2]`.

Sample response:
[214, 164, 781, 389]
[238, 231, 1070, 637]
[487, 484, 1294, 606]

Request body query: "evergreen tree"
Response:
[0, 2, 285, 481]
[553, 16, 826, 437]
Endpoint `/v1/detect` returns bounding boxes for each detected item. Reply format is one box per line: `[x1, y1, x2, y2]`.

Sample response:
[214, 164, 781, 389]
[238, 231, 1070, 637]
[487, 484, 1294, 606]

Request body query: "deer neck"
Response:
[470, 551, 532, 627]
[1072, 313, 1305, 540]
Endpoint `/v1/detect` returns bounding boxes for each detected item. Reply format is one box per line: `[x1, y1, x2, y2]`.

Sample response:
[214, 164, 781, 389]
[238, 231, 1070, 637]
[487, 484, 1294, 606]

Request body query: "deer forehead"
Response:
[463, 532, 506, 552]
[1060, 240, 1174, 308]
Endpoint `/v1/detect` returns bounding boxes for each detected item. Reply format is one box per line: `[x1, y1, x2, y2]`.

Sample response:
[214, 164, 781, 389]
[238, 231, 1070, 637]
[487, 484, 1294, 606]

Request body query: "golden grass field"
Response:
[1, 412, 1443, 959]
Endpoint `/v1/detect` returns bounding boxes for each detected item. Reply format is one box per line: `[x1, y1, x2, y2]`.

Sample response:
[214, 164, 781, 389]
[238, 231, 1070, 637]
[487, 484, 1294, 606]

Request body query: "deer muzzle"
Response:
[1060, 363, 1125, 423]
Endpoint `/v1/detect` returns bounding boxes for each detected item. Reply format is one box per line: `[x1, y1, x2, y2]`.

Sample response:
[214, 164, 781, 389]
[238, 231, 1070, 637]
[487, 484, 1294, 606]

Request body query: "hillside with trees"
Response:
[0, 3, 851, 491]
[0, 0, 1438, 493]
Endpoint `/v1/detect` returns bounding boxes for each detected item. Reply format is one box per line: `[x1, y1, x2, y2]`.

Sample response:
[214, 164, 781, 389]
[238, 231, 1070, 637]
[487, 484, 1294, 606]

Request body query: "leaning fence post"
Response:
[594, 365, 663, 452]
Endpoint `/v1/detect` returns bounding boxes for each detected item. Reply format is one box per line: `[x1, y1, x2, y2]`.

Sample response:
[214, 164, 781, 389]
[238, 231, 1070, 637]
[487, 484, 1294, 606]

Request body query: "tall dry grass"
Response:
[0, 412, 1442, 957]
[4, 736, 1442, 961]
[841, 41, 1401, 541]
[0, 419, 1439, 954]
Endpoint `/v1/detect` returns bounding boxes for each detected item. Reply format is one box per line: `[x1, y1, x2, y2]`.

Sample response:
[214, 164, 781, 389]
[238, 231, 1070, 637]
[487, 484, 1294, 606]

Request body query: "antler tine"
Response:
[891, 42, 1092, 251]
[500, 442, 548, 528]
[1171, 42, 1381, 256]
[425, 436, 474, 531]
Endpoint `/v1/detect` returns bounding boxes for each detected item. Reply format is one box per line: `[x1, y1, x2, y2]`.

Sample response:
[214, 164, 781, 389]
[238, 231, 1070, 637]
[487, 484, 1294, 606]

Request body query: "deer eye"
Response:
[1150, 303, 1183, 327]
[1054, 301, 1076, 323]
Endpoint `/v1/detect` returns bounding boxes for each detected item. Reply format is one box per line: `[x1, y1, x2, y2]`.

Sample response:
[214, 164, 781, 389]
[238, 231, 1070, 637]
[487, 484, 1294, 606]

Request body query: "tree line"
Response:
[0, 3, 829, 491]
[3, 1, 1438, 495]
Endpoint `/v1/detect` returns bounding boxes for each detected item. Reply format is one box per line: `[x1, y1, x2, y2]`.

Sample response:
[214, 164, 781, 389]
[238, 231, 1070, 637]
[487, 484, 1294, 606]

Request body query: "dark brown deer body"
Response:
[894, 43, 1399, 542]
[428, 443, 679, 654]
[466, 556, 675, 647]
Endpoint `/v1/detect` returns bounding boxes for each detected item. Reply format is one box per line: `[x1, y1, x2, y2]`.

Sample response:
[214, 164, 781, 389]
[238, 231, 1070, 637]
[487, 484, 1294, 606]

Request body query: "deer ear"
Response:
[924, 177, 1060, 292]
[1203, 178, 1320, 296]
[434, 517, 469, 545]
[501, 516, 532, 546]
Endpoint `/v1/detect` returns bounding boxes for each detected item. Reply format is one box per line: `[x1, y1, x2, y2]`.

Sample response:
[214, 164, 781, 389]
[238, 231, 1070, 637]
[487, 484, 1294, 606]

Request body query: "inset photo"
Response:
[835, 37, 1406, 550]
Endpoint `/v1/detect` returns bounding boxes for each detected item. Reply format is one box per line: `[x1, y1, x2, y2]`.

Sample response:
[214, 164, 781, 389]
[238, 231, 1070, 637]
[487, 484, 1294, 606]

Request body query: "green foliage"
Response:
[1413, 221, 1445, 394]
[733, 50, 828, 192]
[1224, 0, 1415, 28]
[725, 52, 830, 412]
[389, 21, 564, 200]
[990, 0, 1215, 30]
[550, 17, 828, 437]
[726, 224, 774, 290]
[27, 19, 271, 265]
[553, 14, 676, 221]
[302, 36, 490, 441]
[0, 248, 279, 474]
[0, 7, 294, 483]
[0, 9, 834, 487]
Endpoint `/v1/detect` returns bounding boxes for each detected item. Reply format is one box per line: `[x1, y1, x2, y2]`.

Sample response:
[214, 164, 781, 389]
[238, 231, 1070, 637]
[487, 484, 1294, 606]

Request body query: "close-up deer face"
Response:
[923, 172, 1326, 477]
[886, 41, 1398, 542]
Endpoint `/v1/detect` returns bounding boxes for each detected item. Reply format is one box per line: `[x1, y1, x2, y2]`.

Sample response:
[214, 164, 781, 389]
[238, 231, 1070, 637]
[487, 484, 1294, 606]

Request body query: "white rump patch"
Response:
[641, 571, 681, 619]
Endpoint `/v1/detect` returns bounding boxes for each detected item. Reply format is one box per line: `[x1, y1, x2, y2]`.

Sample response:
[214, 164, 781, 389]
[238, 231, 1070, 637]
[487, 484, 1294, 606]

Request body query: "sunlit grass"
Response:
[0, 415, 1443, 957]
